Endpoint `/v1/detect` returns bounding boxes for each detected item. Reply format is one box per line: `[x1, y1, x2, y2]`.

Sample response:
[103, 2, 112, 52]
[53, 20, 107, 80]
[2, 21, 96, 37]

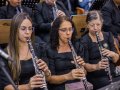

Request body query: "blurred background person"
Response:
[0, 0, 33, 19]
[81, 10, 119, 89]
[0, 13, 51, 90]
[0, 0, 34, 49]
[101, 0, 120, 46]
[34, 0, 70, 43]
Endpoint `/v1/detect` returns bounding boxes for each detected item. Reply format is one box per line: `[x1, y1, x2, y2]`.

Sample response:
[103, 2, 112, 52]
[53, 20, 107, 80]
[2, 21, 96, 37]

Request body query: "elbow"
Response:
[4, 85, 14, 90]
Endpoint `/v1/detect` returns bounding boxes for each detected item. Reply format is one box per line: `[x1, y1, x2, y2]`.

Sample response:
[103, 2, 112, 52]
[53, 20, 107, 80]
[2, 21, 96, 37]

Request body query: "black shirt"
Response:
[81, 32, 117, 89]
[0, 42, 47, 90]
[46, 41, 87, 90]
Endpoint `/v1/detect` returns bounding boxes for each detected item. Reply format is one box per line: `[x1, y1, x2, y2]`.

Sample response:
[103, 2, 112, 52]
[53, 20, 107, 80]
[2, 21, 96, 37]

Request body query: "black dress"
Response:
[0, 42, 47, 90]
[81, 32, 117, 89]
[47, 41, 88, 90]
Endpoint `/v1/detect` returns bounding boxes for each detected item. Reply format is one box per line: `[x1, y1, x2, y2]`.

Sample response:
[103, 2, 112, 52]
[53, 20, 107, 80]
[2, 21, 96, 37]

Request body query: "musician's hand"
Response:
[71, 56, 85, 66]
[67, 68, 85, 80]
[57, 10, 66, 17]
[37, 59, 51, 77]
[76, 56, 86, 66]
[96, 58, 109, 70]
[102, 48, 116, 58]
[29, 74, 45, 89]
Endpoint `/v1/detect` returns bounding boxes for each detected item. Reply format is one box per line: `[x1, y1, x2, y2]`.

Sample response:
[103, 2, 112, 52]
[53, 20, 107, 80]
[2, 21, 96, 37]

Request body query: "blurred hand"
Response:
[76, 56, 86, 66]
[67, 68, 85, 80]
[96, 58, 109, 70]
[36, 59, 51, 77]
[29, 74, 45, 89]
[71, 56, 85, 67]
[101, 48, 115, 58]
[57, 10, 66, 17]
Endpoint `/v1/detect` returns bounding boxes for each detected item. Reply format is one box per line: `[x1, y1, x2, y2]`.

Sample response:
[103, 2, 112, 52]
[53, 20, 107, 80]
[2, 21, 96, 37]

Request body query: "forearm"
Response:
[4, 84, 30, 90]
[84, 63, 98, 72]
[18, 84, 30, 90]
[47, 74, 70, 84]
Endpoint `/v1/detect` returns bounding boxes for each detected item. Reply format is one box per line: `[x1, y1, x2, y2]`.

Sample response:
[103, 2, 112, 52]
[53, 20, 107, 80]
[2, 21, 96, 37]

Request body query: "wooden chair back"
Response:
[0, 19, 11, 44]
[72, 15, 87, 38]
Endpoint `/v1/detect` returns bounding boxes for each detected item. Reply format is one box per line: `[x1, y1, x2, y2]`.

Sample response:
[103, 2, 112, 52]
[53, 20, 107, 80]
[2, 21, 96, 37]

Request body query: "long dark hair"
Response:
[50, 16, 76, 50]
[8, 13, 34, 80]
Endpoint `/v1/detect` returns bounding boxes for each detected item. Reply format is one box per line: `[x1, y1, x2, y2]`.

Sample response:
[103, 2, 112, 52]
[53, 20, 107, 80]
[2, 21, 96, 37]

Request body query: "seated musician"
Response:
[34, 0, 70, 43]
[46, 16, 87, 90]
[0, 13, 51, 90]
[81, 10, 119, 89]
[0, 0, 33, 19]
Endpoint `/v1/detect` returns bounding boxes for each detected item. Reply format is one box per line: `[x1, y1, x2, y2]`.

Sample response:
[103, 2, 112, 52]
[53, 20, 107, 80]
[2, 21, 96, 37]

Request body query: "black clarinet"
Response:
[26, 38, 48, 90]
[68, 39, 89, 90]
[95, 32, 112, 83]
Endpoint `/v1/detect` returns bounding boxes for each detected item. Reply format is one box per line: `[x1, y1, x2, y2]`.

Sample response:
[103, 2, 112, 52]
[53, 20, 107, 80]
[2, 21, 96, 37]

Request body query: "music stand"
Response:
[22, 0, 40, 10]
[0, 19, 11, 44]
[89, 0, 108, 10]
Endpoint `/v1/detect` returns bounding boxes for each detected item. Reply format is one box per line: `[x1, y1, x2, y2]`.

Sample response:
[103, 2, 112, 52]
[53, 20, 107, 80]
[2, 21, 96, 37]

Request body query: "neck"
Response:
[89, 32, 103, 42]
[59, 39, 69, 47]
[19, 41, 28, 49]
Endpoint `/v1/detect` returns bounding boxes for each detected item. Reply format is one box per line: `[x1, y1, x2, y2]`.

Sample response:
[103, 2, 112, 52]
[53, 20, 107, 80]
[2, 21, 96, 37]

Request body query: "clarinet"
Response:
[95, 32, 112, 83]
[26, 38, 48, 90]
[54, 1, 59, 13]
[68, 39, 89, 90]
[52, 1, 59, 19]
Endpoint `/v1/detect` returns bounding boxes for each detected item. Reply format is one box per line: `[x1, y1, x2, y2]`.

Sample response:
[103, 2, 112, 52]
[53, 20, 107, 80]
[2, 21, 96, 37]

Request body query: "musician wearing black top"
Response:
[81, 10, 119, 89]
[46, 16, 87, 90]
[0, 13, 51, 90]
[0, 0, 33, 19]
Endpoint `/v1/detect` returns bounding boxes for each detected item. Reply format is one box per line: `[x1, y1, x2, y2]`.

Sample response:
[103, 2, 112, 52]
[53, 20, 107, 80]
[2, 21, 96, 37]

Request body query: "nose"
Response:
[94, 25, 97, 30]
[66, 30, 71, 35]
[25, 29, 30, 34]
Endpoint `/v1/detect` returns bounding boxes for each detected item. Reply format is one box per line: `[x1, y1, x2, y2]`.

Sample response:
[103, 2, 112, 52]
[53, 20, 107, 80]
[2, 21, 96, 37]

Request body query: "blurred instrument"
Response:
[53, 1, 59, 19]
[68, 38, 89, 90]
[26, 38, 48, 90]
[95, 32, 112, 83]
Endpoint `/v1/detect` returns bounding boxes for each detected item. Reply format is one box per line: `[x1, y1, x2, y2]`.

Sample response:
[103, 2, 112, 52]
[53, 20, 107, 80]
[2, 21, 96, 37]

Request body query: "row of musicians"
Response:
[0, 11, 120, 90]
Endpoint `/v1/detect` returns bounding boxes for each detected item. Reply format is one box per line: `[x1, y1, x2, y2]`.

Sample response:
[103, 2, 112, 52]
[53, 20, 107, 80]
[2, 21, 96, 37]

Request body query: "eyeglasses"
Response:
[59, 27, 74, 33]
[19, 26, 34, 32]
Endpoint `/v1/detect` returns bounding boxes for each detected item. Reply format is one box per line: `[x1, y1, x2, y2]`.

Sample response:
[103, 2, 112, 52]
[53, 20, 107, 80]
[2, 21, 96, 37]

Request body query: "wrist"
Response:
[112, 52, 116, 58]
[45, 69, 51, 77]
[27, 83, 32, 90]
[64, 73, 71, 81]
[95, 64, 100, 70]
